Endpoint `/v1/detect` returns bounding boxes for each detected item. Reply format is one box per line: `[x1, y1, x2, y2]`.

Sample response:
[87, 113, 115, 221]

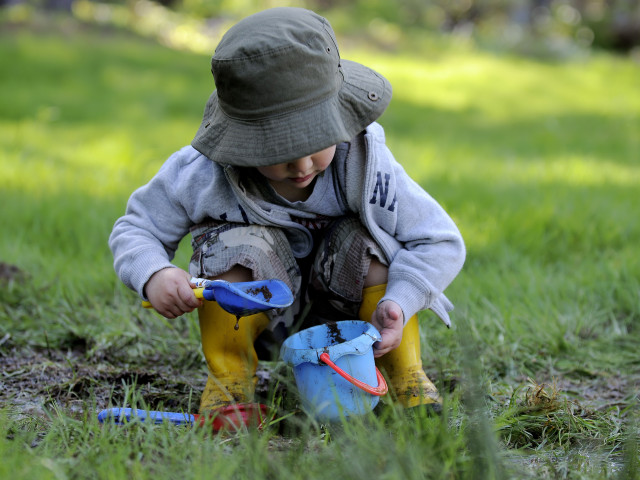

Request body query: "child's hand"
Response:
[369, 300, 404, 358]
[144, 268, 202, 319]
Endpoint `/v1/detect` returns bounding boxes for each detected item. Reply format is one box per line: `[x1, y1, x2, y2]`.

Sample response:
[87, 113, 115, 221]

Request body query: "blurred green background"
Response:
[3, 0, 640, 56]
[1, 1, 639, 478]
[1, 0, 638, 373]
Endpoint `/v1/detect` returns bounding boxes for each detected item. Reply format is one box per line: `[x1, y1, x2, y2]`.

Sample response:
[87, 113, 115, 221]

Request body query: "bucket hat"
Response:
[191, 7, 392, 167]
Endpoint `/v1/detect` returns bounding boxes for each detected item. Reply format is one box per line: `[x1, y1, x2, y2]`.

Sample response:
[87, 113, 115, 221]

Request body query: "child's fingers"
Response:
[158, 296, 197, 318]
[373, 341, 390, 357]
[371, 301, 404, 357]
[160, 289, 200, 318]
[151, 301, 180, 319]
[177, 282, 202, 309]
[373, 330, 401, 357]
[143, 268, 199, 318]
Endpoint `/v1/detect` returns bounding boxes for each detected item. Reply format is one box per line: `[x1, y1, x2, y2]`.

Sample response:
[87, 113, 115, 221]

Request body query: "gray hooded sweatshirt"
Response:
[109, 123, 465, 326]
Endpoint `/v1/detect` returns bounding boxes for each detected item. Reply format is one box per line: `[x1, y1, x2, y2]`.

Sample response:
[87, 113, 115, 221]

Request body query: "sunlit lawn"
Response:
[1, 15, 639, 479]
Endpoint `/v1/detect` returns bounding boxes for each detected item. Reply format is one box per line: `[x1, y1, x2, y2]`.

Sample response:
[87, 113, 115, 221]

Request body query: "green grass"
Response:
[1, 14, 639, 480]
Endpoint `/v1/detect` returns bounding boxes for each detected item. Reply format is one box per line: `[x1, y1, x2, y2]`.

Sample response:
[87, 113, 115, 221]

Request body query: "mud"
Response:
[245, 286, 272, 302]
[0, 348, 205, 417]
[325, 321, 346, 345]
[0, 347, 279, 419]
[553, 373, 638, 412]
[487, 369, 640, 430]
[1, 342, 635, 422]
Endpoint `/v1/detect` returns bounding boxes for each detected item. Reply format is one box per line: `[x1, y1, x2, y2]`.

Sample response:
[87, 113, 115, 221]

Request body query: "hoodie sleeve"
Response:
[380, 162, 466, 325]
[358, 125, 466, 326]
[108, 147, 212, 298]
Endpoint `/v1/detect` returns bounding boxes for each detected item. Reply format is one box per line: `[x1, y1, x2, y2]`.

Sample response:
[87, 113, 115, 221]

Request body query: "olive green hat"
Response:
[191, 7, 392, 167]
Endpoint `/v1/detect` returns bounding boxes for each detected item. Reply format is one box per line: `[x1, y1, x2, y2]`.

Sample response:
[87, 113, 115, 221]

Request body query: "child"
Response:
[109, 7, 465, 413]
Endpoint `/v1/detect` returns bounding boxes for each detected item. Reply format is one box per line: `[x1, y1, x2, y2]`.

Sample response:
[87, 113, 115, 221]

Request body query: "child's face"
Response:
[256, 145, 336, 201]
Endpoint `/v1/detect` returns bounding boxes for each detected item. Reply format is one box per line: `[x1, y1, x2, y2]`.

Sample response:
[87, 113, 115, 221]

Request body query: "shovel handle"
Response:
[98, 408, 195, 425]
[142, 287, 206, 309]
[98, 404, 267, 432]
[319, 352, 388, 396]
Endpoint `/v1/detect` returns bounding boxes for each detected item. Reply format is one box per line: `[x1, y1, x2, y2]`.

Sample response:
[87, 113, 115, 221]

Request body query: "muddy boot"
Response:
[359, 284, 442, 409]
[198, 300, 269, 413]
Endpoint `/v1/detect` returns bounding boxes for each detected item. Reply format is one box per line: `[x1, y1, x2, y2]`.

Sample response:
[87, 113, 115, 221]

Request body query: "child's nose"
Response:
[288, 156, 313, 172]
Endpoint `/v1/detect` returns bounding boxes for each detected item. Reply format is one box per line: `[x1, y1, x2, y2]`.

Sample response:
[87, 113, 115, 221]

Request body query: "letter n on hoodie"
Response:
[369, 171, 397, 212]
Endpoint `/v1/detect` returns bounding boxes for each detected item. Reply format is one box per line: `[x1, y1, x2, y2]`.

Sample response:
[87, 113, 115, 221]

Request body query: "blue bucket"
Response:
[280, 321, 387, 421]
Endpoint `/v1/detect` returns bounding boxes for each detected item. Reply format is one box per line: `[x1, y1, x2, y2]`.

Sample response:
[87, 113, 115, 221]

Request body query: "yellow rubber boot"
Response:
[198, 300, 269, 413]
[359, 284, 442, 408]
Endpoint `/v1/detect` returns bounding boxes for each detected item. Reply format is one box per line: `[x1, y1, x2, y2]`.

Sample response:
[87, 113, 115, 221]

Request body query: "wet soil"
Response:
[325, 321, 346, 345]
[0, 346, 282, 419]
[245, 286, 272, 302]
[0, 262, 278, 419]
[3, 343, 633, 422]
[0, 260, 634, 421]
[552, 373, 639, 412]
[0, 348, 205, 417]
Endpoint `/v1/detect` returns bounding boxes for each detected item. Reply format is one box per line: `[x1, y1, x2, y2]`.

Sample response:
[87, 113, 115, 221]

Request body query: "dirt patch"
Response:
[0, 348, 278, 419]
[245, 286, 272, 302]
[325, 321, 346, 345]
[0, 348, 207, 417]
[1, 344, 635, 421]
[553, 374, 638, 411]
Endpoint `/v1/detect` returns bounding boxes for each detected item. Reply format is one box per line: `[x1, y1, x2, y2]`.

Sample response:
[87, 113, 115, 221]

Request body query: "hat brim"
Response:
[191, 59, 391, 167]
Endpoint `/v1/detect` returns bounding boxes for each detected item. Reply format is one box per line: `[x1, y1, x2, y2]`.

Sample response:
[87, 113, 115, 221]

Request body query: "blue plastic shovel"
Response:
[98, 404, 268, 432]
[142, 277, 294, 316]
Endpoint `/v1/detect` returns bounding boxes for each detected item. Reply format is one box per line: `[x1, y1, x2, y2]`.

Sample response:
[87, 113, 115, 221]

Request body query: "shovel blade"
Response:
[203, 279, 293, 316]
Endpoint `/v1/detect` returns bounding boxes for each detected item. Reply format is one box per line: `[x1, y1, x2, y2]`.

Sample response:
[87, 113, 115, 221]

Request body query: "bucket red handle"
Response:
[319, 352, 388, 396]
